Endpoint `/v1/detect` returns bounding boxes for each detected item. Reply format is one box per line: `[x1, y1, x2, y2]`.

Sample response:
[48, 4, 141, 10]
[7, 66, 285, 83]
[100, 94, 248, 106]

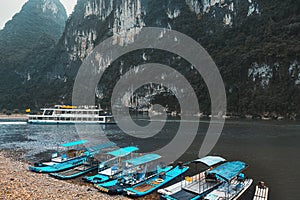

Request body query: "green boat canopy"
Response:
[106, 146, 139, 157]
[125, 154, 161, 166]
[207, 161, 247, 182]
[61, 140, 89, 147]
[193, 156, 226, 167]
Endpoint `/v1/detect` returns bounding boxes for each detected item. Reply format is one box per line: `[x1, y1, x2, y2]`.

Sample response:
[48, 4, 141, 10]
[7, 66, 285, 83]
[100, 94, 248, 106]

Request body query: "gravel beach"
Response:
[0, 151, 131, 200]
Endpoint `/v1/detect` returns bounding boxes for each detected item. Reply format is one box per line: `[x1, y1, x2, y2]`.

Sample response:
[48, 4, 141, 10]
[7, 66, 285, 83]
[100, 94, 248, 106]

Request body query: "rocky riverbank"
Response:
[0, 150, 130, 200]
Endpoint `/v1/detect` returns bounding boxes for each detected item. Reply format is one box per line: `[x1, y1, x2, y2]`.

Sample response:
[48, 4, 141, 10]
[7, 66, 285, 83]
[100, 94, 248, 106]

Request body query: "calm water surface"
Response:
[0, 118, 299, 200]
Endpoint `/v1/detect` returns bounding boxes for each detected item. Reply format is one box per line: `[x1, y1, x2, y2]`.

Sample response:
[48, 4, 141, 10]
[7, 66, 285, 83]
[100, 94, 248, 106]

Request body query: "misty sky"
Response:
[0, 0, 77, 29]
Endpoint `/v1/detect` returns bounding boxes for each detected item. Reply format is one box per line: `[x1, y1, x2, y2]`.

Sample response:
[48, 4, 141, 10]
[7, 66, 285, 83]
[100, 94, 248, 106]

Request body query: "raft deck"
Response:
[253, 185, 269, 200]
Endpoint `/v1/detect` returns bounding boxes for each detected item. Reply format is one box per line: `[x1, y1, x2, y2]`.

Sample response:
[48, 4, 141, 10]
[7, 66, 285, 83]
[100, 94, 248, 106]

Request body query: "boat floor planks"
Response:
[253, 185, 269, 200]
[133, 183, 154, 192]
[57, 168, 86, 176]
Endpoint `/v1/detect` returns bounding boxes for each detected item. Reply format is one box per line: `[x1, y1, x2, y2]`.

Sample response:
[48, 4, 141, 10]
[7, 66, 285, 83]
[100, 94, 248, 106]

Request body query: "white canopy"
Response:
[193, 156, 226, 167]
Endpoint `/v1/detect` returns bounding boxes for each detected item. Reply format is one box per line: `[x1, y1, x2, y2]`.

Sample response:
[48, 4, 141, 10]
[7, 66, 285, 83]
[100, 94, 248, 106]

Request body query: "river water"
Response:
[0, 118, 299, 200]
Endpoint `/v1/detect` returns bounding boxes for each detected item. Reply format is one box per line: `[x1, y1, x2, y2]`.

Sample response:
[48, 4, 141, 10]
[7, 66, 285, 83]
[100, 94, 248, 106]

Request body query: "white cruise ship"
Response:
[27, 105, 114, 124]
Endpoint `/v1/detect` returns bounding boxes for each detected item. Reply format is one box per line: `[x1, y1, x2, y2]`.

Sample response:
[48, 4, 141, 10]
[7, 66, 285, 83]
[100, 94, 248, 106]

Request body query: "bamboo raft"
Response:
[253, 182, 269, 200]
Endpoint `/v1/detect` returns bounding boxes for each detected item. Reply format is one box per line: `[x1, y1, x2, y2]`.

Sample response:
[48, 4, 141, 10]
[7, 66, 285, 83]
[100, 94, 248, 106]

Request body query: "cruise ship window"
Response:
[45, 110, 53, 115]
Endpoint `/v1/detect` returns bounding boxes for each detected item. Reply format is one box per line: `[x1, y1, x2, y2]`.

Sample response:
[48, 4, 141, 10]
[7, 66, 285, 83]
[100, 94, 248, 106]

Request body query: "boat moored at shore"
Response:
[49, 156, 99, 180]
[29, 141, 116, 173]
[159, 156, 226, 200]
[203, 161, 253, 200]
[253, 181, 269, 200]
[83, 146, 139, 184]
[94, 154, 172, 195]
[125, 164, 189, 197]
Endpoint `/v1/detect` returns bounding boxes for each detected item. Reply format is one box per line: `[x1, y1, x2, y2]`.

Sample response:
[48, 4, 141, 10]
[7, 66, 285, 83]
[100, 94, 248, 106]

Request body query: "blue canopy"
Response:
[86, 142, 116, 153]
[207, 161, 247, 182]
[193, 156, 226, 167]
[125, 154, 161, 166]
[61, 140, 89, 147]
[106, 146, 139, 157]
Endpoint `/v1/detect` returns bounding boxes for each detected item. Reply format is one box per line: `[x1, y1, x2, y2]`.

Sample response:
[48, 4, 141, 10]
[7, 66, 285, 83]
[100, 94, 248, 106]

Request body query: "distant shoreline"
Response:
[0, 113, 296, 122]
[0, 114, 28, 120]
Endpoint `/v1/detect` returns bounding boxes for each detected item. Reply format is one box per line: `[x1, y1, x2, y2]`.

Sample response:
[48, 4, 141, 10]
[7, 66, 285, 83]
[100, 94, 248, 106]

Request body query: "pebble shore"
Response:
[0, 151, 131, 200]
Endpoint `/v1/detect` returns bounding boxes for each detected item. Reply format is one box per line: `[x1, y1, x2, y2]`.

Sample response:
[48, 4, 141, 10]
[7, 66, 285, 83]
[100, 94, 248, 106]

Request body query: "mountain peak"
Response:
[0, 0, 68, 109]
[33, 0, 67, 21]
[25, 0, 67, 23]
[2, 0, 67, 32]
[0, 0, 67, 48]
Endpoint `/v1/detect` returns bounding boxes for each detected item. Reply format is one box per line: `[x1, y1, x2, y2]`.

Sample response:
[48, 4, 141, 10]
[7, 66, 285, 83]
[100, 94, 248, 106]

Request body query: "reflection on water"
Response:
[0, 117, 299, 200]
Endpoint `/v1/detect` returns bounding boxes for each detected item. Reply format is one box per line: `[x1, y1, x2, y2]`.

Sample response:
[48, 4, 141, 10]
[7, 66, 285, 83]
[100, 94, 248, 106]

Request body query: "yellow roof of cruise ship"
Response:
[59, 105, 77, 109]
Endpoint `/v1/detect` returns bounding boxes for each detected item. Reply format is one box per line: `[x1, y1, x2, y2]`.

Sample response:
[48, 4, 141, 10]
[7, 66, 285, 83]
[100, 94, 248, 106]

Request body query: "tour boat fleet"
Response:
[27, 105, 115, 124]
[29, 141, 256, 199]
